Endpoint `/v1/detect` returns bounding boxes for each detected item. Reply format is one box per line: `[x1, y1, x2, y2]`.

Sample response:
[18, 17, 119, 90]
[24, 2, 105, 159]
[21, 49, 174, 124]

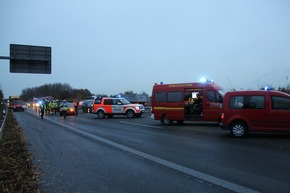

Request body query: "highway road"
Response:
[13, 108, 290, 193]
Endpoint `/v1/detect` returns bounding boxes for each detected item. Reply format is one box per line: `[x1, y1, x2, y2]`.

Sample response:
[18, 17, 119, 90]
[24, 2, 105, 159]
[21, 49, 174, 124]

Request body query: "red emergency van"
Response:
[220, 90, 290, 137]
[151, 81, 226, 125]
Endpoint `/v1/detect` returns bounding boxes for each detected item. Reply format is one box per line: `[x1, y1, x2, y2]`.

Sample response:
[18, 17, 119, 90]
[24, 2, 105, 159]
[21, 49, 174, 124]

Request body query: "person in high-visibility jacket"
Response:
[53, 101, 58, 114]
[49, 101, 54, 115]
[40, 101, 46, 119]
[61, 104, 68, 119]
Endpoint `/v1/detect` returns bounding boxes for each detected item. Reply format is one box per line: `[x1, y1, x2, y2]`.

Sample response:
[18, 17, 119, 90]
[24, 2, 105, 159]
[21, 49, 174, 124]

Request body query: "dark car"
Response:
[82, 100, 93, 113]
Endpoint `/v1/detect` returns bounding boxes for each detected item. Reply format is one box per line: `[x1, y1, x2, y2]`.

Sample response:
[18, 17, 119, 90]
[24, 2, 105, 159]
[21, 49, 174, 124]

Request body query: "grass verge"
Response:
[0, 110, 40, 192]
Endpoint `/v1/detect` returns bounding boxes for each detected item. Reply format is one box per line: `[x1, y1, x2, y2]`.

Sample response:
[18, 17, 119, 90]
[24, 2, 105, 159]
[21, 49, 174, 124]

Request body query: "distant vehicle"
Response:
[22, 103, 28, 110]
[59, 102, 76, 116]
[8, 96, 24, 111]
[92, 97, 145, 118]
[151, 81, 225, 125]
[220, 90, 290, 137]
[82, 99, 93, 113]
[11, 100, 25, 112]
[114, 94, 149, 106]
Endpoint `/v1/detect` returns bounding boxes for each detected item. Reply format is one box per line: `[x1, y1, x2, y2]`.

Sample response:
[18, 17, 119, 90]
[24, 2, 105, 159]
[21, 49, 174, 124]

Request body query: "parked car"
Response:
[59, 102, 76, 116]
[220, 90, 290, 137]
[82, 99, 93, 113]
[92, 97, 145, 118]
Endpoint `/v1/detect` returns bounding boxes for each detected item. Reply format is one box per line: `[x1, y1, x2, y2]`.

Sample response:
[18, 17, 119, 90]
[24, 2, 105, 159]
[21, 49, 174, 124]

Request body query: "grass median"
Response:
[0, 109, 40, 193]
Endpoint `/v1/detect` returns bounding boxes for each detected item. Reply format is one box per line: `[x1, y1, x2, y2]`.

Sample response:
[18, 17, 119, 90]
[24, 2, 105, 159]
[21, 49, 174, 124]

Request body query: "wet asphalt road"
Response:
[12, 108, 290, 193]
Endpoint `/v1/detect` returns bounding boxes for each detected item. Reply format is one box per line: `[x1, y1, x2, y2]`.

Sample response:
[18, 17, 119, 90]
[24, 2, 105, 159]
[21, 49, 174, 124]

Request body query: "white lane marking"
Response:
[49, 119, 260, 193]
[26, 110, 260, 193]
[119, 121, 162, 129]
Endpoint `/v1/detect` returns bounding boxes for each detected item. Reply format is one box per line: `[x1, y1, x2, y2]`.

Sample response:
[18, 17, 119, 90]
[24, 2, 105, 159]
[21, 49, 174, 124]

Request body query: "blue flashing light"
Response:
[200, 78, 207, 83]
[264, 86, 273, 91]
[200, 78, 214, 83]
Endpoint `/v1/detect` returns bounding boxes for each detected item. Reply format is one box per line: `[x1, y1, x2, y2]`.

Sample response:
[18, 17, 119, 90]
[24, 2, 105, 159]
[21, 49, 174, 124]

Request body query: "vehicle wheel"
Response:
[230, 121, 247, 137]
[126, 110, 135, 118]
[161, 114, 173, 125]
[97, 110, 105, 119]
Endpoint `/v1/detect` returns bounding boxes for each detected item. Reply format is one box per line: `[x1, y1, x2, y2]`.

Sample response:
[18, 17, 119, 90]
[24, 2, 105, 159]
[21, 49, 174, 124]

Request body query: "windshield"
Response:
[14, 100, 24, 105]
[119, 98, 131, 105]
[218, 89, 227, 96]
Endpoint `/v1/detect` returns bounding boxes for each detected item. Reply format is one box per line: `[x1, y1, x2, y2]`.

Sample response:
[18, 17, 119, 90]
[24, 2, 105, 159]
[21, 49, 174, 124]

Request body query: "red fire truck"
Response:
[151, 81, 226, 125]
[9, 96, 25, 112]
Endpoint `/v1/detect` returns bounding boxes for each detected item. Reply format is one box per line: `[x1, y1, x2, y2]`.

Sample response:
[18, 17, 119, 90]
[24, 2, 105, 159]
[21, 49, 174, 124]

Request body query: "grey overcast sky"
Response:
[1, 0, 290, 98]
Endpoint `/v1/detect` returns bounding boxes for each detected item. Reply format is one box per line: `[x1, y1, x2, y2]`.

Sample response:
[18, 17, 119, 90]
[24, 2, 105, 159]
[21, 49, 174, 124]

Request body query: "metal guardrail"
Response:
[0, 108, 8, 140]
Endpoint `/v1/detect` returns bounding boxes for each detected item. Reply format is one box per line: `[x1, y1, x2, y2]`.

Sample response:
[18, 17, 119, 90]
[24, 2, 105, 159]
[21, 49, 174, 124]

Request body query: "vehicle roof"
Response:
[225, 90, 290, 97]
[94, 97, 126, 100]
[153, 82, 224, 90]
[83, 99, 93, 102]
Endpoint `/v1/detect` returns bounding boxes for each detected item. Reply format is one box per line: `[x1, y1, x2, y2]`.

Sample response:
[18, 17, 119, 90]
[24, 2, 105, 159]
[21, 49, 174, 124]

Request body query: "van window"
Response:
[155, 92, 166, 103]
[230, 96, 244, 109]
[206, 90, 219, 102]
[167, 91, 182, 102]
[271, 96, 290, 110]
[230, 96, 265, 109]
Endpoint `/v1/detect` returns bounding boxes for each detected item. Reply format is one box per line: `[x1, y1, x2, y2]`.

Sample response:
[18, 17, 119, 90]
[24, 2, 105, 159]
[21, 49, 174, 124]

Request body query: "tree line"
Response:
[20, 83, 92, 101]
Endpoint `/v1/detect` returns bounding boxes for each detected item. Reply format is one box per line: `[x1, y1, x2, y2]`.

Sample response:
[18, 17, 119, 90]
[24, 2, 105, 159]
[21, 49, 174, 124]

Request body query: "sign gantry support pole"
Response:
[0, 56, 10, 60]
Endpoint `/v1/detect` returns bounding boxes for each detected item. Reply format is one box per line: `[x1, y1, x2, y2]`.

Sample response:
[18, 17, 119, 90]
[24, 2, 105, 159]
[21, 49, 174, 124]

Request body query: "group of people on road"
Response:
[39, 99, 79, 119]
[38, 100, 59, 119]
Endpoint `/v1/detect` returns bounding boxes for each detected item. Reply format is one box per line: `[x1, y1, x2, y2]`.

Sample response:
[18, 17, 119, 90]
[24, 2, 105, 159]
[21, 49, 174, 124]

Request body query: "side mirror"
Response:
[218, 96, 223, 103]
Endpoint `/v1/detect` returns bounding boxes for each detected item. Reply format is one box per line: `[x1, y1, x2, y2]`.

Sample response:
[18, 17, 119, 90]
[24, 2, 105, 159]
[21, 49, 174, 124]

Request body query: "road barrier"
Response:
[0, 109, 7, 139]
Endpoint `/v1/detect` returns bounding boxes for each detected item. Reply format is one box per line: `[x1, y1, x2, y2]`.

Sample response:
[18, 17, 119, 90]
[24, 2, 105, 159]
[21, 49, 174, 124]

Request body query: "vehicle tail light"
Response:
[221, 113, 224, 120]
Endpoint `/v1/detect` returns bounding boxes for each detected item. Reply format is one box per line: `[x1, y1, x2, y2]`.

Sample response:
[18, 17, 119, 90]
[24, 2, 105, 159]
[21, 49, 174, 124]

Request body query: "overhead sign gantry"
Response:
[0, 44, 52, 74]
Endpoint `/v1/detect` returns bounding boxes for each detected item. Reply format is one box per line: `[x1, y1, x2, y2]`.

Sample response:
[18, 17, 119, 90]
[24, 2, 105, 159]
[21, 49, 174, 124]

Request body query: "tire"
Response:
[126, 110, 135, 118]
[230, 121, 247, 138]
[161, 114, 173, 125]
[97, 110, 105, 119]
